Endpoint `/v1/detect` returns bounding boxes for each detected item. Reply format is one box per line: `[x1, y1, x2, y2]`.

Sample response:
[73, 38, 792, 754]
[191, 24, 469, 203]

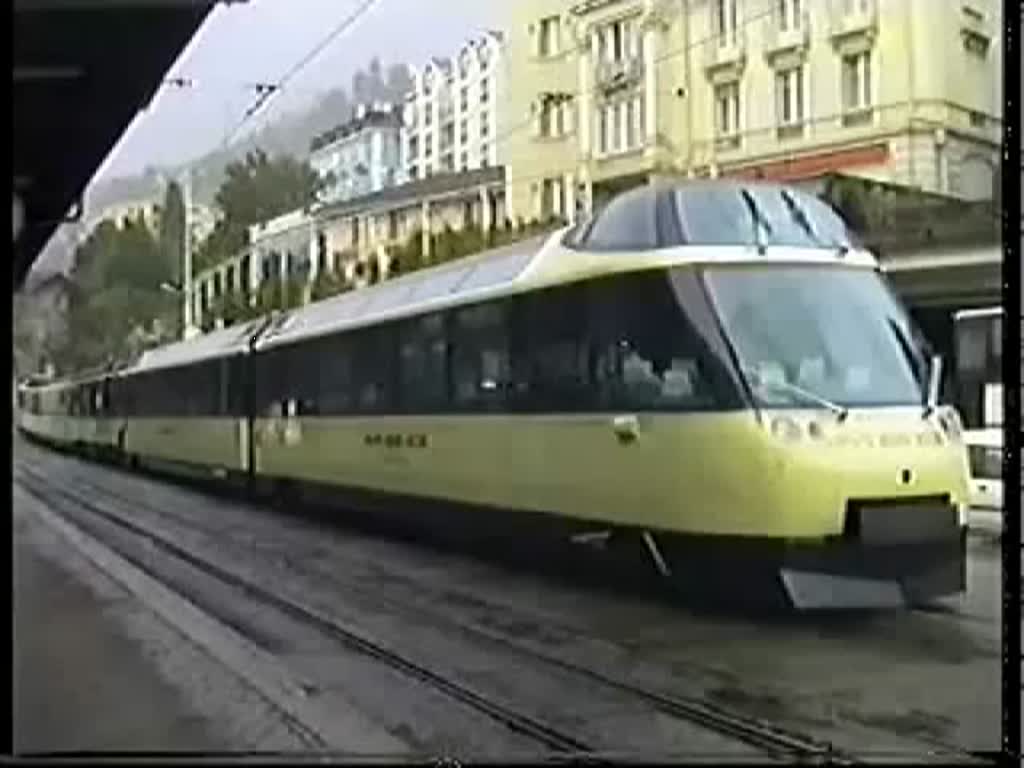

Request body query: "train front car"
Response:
[588, 182, 968, 610]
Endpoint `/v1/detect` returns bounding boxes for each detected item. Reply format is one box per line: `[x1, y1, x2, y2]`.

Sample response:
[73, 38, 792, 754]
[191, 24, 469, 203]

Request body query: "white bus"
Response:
[953, 306, 1003, 533]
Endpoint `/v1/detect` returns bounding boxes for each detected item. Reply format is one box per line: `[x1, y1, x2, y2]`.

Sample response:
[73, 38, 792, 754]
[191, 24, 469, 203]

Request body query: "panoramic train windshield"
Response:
[675, 186, 859, 250]
[703, 266, 928, 409]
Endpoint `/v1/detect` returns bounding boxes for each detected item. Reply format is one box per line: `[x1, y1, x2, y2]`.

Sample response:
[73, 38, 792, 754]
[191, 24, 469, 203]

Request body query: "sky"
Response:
[97, 0, 501, 182]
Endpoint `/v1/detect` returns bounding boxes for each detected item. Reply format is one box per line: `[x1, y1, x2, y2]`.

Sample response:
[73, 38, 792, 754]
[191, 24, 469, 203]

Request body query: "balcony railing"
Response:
[703, 28, 746, 72]
[713, 133, 741, 153]
[829, 0, 878, 40]
[763, 10, 810, 56]
[595, 56, 644, 92]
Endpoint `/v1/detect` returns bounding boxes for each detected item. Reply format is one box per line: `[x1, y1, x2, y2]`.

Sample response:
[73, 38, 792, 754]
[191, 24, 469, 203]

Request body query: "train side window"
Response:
[510, 284, 593, 411]
[451, 302, 510, 411]
[252, 348, 288, 416]
[352, 325, 397, 414]
[228, 356, 247, 417]
[589, 270, 733, 411]
[318, 334, 355, 414]
[286, 340, 321, 416]
[398, 313, 448, 412]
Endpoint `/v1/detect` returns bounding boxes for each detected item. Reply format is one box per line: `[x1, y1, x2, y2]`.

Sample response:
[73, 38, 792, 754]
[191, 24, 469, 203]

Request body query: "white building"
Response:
[188, 203, 218, 247]
[192, 207, 314, 328]
[85, 195, 162, 236]
[309, 103, 403, 205]
[402, 32, 505, 180]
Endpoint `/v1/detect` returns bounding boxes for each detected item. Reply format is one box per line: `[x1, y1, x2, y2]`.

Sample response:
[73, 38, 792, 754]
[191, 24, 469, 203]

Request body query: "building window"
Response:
[480, 77, 490, 103]
[538, 15, 561, 57]
[461, 152, 469, 170]
[713, 0, 740, 45]
[777, 0, 802, 31]
[775, 66, 805, 137]
[597, 96, 643, 156]
[596, 16, 639, 64]
[841, 50, 872, 118]
[480, 144, 490, 167]
[460, 120, 469, 145]
[539, 98, 563, 138]
[480, 115, 489, 138]
[714, 81, 741, 147]
[460, 86, 469, 112]
[598, 106, 609, 154]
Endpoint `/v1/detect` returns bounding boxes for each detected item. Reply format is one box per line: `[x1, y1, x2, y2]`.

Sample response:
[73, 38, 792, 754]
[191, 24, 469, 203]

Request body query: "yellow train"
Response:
[17, 181, 971, 609]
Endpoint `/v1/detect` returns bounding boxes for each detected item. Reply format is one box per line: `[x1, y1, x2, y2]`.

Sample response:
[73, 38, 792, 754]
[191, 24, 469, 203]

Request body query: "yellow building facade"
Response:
[505, 0, 1002, 218]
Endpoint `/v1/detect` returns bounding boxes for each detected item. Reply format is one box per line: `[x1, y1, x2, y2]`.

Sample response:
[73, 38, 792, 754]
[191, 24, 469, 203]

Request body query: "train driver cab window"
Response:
[575, 187, 659, 251]
[706, 266, 926, 408]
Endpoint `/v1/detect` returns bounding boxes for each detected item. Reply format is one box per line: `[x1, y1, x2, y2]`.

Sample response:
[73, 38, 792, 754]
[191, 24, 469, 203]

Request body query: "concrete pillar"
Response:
[308, 223, 319, 282]
[579, 31, 595, 158]
[565, 173, 577, 224]
[249, 249, 261, 297]
[420, 200, 431, 260]
[643, 15, 658, 154]
[479, 186, 492, 234]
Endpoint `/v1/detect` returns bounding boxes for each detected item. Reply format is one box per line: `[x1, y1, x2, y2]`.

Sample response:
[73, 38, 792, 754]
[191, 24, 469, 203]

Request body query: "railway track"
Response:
[17, 469, 593, 757]
[16, 458, 861, 762]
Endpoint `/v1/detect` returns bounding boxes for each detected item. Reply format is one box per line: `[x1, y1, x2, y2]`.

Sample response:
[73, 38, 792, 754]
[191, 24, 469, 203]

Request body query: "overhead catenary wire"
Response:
[225, 0, 385, 147]
[189, 1, 1001, 278]
[195, 1, 784, 263]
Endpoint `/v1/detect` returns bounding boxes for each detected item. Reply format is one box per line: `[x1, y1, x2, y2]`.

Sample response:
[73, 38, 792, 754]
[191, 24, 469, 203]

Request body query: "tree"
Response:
[55, 217, 174, 372]
[310, 269, 351, 302]
[198, 149, 324, 270]
[159, 180, 186, 284]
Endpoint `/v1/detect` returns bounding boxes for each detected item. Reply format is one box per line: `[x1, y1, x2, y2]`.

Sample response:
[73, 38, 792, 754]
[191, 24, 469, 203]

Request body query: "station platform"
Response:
[13, 503, 226, 754]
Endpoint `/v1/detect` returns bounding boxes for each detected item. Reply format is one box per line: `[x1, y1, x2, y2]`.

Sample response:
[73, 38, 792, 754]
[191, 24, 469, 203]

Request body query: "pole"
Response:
[182, 167, 199, 339]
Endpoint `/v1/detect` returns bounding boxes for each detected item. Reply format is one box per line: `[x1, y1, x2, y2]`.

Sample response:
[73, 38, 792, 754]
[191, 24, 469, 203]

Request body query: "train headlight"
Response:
[770, 416, 803, 442]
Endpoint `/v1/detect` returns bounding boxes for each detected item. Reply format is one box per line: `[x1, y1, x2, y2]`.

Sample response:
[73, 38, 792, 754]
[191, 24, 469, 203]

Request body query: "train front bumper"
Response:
[778, 515, 967, 610]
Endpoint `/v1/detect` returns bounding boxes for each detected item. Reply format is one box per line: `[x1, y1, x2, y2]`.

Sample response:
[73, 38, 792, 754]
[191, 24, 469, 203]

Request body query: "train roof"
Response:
[100, 180, 880, 368]
[256, 237, 875, 352]
[123, 317, 271, 376]
[256, 234, 551, 351]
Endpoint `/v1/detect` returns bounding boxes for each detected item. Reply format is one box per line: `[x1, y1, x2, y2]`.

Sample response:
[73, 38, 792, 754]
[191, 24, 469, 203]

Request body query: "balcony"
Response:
[763, 11, 810, 58]
[713, 133, 741, 153]
[595, 56, 644, 94]
[703, 29, 746, 75]
[829, 0, 878, 42]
